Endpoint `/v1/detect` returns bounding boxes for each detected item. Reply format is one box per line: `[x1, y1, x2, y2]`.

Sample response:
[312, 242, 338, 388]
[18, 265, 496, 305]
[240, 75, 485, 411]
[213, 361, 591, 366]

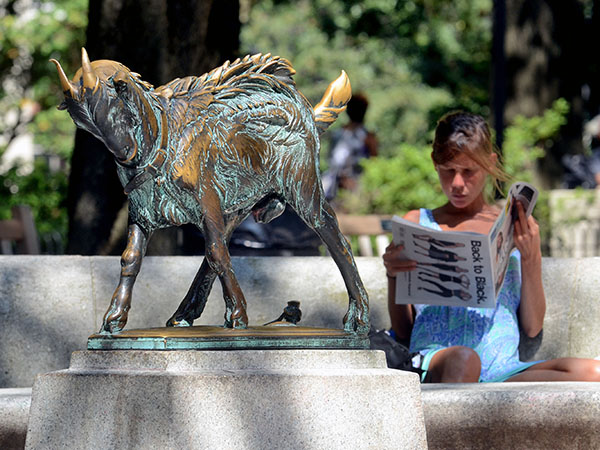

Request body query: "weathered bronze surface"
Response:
[52, 48, 369, 336]
[263, 300, 302, 325]
[87, 325, 369, 350]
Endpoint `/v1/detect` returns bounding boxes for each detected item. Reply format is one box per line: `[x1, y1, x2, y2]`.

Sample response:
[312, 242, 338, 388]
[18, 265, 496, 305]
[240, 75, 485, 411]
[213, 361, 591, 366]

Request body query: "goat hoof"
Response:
[231, 317, 248, 329]
[224, 306, 248, 329]
[343, 317, 369, 335]
[343, 303, 369, 335]
[223, 319, 248, 329]
[101, 318, 126, 334]
[224, 314, 248, 329]
[101, 307, 129, 334]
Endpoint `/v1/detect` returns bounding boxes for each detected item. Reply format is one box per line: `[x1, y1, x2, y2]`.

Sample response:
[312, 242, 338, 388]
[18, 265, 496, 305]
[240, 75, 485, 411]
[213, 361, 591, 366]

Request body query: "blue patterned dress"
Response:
[409, 208, 542, 382]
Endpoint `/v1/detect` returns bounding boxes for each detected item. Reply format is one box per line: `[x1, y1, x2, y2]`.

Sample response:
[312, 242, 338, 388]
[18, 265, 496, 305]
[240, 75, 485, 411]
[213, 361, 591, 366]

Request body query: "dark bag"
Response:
[368, 328, 420, 374]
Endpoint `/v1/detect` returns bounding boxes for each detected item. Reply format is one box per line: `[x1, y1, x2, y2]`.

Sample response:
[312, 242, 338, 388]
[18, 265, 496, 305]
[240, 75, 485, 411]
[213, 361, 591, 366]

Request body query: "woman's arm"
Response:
[514, 201, 546, 337]
[383, 209, 419, 342]
[387, 274, 416, 344]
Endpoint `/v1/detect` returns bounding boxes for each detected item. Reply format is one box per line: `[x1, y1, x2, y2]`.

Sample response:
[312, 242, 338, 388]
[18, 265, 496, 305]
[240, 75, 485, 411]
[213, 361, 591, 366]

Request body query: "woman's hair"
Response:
[432, 111, 510, 189]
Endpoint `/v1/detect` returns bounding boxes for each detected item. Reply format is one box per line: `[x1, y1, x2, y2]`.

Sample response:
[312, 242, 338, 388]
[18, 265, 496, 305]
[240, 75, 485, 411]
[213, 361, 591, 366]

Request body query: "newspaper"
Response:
[391, 182, 538, 308]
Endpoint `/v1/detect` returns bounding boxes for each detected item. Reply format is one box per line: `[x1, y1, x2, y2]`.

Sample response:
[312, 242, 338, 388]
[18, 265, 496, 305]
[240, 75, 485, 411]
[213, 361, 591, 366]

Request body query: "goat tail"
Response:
[313, 70, 351, 134]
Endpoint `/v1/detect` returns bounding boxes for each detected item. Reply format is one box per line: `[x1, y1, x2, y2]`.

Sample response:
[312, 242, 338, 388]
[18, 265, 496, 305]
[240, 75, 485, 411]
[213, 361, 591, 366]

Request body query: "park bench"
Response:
[1, 255, 599, 448]
[0, 205, 40, 255]
[336, 213, 391, 256]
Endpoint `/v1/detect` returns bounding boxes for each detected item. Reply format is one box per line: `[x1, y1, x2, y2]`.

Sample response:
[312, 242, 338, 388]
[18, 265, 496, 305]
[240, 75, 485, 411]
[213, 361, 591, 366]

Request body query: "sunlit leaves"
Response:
[503, 98, 569, 182]
[0, 0, 87, 246]
[339, 144, 445, 215]
[240, 0, 481, 157]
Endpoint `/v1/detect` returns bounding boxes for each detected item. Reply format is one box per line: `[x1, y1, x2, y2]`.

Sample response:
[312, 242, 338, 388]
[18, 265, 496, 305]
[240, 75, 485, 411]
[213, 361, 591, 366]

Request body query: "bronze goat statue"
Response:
[52, 48, 369, 335]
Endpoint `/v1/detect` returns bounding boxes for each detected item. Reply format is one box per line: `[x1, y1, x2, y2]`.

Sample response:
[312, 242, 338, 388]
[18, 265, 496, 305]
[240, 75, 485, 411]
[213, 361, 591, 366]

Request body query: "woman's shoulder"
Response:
[403, 209, 421, 224]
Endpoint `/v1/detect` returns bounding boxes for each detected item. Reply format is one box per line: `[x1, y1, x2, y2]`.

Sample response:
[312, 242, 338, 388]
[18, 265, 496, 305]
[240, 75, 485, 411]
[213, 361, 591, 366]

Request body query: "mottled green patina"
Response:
[52, 49, 370, 338]
[87, 325, 369, 350]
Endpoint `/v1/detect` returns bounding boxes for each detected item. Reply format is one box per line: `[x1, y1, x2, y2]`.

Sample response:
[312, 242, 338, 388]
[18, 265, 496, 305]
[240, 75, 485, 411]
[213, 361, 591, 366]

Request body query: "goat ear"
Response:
[57, 100, 68, 111]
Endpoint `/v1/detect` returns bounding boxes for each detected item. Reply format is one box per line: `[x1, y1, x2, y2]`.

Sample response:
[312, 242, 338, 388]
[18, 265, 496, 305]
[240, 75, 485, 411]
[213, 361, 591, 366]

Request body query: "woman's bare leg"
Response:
[427, 346, 482, 382]
[506, 358, 600, 382]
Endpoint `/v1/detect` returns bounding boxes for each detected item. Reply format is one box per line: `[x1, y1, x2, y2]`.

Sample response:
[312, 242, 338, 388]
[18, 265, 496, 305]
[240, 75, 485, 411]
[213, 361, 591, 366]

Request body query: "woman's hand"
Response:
[513, 200, 546, 337]
[513, 201, 542, 266]
[382, 242, 417, 277]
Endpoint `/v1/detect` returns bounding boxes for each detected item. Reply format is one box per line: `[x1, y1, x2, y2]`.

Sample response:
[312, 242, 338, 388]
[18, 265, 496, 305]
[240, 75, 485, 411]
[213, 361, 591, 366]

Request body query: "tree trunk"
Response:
[66, 0, 240, 255]
[584, 0, 600, 122]
[491, 0, 506, 152]
[499, 0, 586, 187]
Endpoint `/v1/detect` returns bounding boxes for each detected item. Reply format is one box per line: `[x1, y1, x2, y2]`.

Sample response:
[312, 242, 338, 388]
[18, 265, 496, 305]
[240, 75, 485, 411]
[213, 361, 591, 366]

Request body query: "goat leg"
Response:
[166, 258, 216, 327]
[100, 223, 148, 333]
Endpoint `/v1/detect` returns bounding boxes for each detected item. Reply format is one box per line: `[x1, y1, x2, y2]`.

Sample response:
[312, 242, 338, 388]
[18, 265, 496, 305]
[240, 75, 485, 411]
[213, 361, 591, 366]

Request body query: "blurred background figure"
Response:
[562, 114, 600, 189]
[322, 93, 378, 202]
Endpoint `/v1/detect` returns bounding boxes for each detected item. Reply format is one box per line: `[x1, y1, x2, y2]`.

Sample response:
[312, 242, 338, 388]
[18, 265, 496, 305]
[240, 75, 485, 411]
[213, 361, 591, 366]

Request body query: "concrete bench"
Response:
[0, 388, 31, 450]
[422, 381, 600, 449]
[1, 255, 600, 448]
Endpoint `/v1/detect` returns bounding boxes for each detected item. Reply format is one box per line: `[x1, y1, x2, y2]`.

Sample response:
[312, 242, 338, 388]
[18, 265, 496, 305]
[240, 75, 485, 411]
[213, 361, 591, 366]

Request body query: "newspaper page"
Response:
[488, 182, 538, 298]
[391, 181, 538, 308]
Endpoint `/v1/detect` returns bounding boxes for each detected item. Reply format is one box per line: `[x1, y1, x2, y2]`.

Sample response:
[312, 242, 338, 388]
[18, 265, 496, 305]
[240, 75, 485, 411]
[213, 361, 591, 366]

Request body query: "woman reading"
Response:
[383, 111, 600, 383]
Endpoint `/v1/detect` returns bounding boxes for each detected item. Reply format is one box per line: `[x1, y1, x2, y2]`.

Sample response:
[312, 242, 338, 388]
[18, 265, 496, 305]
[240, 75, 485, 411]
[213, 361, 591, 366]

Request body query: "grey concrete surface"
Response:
[3, 255, 600, 449]
[0, 255, 389, 387]
[2, 255, 600, 388]
[0, 256, 96, 388]
[0, 388, 31, 450]
[25, 350, 427, 450]
[421, 382, 600, 449]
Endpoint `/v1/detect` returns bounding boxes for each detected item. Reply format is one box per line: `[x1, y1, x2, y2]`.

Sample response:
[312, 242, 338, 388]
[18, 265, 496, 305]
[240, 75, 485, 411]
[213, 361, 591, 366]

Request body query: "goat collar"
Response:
[122, 108, 169, 195]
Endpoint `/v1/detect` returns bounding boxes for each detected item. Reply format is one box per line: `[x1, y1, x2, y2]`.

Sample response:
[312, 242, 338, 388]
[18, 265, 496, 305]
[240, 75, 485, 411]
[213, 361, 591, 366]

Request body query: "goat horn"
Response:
[50, 58, 77, 98]
[81, 47, 98, 92]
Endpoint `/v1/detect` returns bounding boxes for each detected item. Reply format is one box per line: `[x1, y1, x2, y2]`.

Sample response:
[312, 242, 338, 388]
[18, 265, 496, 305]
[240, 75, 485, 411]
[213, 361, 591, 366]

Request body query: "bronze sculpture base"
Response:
[88, 325, 369, 350]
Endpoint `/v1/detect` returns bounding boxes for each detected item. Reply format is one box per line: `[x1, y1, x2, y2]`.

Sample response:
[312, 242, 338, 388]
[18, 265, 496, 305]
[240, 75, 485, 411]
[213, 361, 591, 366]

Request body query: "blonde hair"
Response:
[432, 111, 510, 192]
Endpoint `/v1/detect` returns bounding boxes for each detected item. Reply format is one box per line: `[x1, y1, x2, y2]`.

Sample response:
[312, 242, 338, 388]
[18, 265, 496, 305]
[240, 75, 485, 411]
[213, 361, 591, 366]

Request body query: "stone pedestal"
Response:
[26, 349, 427, 449]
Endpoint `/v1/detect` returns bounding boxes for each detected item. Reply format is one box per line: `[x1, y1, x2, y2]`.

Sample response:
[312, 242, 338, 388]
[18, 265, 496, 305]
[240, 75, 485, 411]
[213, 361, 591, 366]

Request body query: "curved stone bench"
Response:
[0, 388, 31, 450]
[1, 255, 600, 448]
[422, 382, 600, 449]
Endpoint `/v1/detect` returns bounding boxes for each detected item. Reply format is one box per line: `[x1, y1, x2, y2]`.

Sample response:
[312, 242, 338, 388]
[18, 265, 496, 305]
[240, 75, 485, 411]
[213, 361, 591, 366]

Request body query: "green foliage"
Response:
[0, 0, 569, 255]
[29, 107, 80, 160]
[295, 0, 493, 115]
[339, 144, 445, 215]
[0, 0, 87, 249]
[241, 0, 569, 255]
[241, 0, 492, 158]
[502, 98, 570, 183]
[0, 159, 68, 238]
[501, 98, 570, 254]
[1, 0, 87, 133]
[340, 100, 570, 255]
